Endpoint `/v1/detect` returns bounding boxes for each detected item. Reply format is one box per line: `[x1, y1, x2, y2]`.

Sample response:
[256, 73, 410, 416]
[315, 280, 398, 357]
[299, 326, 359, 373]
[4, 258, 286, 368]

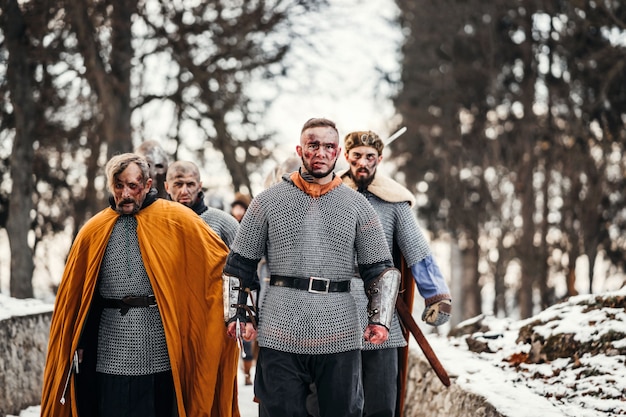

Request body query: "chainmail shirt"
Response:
[226, 176, 393, 355]
[353, 190, 432, 350]
[96, 215, 170, 375]
[200, 206, 239, 248]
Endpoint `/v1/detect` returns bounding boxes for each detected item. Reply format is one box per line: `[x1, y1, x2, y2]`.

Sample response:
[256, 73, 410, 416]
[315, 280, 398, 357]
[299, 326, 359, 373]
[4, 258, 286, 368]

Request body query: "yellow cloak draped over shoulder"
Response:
[41, 199, 239, 417]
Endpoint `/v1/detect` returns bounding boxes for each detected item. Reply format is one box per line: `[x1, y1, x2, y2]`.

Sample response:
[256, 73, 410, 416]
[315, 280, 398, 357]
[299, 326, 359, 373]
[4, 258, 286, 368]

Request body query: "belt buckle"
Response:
[308, 277, 330, 294]
[147, 294, 157, 307]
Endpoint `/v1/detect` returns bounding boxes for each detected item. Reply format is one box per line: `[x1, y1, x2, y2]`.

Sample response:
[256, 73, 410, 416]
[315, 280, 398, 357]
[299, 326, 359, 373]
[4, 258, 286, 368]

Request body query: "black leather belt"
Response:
[270, 275, 350, 294]
[101, 295, 157, 309]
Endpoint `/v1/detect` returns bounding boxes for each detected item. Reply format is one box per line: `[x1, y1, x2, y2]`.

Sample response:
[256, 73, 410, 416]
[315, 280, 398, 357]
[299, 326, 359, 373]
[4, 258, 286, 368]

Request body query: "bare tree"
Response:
[0, 0, 331, 296]
[134, 0, 326, 194]
[392, 0, 504, 321]
[392, 0, 626, 321]
[1, 0, 36, 297]
[63, 0, 135, 159]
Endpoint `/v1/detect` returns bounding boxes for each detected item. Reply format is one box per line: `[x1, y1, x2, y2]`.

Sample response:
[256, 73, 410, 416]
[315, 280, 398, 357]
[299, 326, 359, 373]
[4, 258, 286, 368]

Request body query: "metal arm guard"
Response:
[223, 273, 257, 327]
[366, 268, 401, 330]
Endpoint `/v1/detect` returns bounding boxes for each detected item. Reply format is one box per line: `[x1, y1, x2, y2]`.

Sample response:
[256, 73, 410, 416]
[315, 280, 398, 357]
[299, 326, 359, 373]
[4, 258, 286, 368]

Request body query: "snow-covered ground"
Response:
[2, 287, 625, 417]
[428, 287, 626, 417]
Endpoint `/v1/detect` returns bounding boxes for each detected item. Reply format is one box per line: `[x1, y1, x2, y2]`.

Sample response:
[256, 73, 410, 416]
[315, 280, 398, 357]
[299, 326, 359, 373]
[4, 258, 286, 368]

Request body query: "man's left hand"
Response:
[242, 322, 257, 341]
[422, 299, 452, 326]
[364, 324, 389, 344]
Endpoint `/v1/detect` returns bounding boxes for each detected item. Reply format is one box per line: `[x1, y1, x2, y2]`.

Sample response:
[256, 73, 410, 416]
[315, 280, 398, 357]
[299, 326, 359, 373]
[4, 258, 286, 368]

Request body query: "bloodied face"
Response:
[296, 126, 341, 183]
[345, 145, 383, 189]
[112, 163, 153, 215]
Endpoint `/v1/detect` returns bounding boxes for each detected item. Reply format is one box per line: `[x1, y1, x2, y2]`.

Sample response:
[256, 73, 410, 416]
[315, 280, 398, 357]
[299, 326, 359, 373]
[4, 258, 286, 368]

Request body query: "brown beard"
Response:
[351, 169, 375, 191]
[354, 176, 374, 191]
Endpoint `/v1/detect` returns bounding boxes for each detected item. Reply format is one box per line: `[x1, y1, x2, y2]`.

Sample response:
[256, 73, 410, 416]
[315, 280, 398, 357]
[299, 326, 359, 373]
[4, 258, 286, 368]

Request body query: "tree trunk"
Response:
[537, 162, 551, 309]
[66, 0, 134, 159]
[212, 117, 252, 193]
[448, 239, 463, 328]
[516, 8, 538, 320]
[460, 240, 481, 321]
[107, 0, 134, 158]
[566, 267, 578, 297]
[61, 0, 135, 220]
[586, 247, 598, 294]
[4, 0, 35, 298]
[493, 242, 509, 317]
[73, 131, 103, 236]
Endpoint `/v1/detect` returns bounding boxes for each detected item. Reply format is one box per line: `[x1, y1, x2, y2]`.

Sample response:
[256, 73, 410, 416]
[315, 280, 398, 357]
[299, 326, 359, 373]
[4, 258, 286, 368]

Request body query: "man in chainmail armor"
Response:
[340, 130, 452, 417]
[165, 160, 239, 247]
[42, 153, 239, 417]
[222, 118, 401, 417]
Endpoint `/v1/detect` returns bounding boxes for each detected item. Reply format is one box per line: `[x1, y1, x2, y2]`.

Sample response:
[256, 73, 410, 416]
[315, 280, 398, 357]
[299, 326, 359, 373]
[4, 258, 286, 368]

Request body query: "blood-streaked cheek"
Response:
[327, 148, 338, 159]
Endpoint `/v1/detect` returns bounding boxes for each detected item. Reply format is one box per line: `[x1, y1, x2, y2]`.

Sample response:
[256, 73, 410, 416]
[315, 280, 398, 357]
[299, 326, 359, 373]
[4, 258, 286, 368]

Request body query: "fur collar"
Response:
[339, 169, 415, 207]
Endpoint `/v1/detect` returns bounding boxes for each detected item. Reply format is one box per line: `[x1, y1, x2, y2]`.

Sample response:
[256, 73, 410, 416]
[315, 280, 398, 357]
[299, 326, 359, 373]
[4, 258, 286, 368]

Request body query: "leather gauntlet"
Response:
[366, 268, 401, 330]
[422, 299, 452, 326]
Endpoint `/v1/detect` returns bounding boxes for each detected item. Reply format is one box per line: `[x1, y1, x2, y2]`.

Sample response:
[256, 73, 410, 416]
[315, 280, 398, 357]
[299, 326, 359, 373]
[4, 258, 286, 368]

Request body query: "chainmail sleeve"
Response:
[200, 206, 240, 248]
[389, 199, 432, 266]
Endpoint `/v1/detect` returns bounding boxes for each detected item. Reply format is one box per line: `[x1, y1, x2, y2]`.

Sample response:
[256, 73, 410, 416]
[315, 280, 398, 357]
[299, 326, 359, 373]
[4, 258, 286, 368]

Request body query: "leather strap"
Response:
[101, 295, 157, 309]
[270, 275, 350, 293]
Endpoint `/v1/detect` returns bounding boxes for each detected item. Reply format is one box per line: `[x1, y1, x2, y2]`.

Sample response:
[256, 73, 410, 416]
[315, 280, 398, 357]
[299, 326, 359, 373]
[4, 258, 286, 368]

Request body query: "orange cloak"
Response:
[41, 199, 239, 417]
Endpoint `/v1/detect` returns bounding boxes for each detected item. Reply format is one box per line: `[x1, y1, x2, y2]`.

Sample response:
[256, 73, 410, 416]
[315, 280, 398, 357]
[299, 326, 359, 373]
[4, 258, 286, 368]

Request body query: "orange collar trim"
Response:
[290, 171, 343, 198]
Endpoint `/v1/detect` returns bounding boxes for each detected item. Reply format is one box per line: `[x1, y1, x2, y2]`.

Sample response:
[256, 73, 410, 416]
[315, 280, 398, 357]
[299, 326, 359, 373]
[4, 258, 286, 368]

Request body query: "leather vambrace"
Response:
[366, 267, 401, 330]
[222, 273, 257, 326]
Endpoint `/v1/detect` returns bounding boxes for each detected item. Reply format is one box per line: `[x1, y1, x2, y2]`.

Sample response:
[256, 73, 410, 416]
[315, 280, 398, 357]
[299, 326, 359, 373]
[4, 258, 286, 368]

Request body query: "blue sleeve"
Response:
[411, 254, 451, 303]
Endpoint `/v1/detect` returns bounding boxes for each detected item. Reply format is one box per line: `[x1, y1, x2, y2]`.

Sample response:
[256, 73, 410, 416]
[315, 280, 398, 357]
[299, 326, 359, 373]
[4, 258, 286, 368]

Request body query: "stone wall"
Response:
[0, 311, 52, 417]
[404, 350, 505, 417]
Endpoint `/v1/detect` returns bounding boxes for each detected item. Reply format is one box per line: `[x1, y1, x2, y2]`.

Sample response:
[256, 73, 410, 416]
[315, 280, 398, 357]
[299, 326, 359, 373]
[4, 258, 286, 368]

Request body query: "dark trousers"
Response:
[362, 348, 399, 417]
[97, 370, 176, 417]
[256, 347, 363, 417]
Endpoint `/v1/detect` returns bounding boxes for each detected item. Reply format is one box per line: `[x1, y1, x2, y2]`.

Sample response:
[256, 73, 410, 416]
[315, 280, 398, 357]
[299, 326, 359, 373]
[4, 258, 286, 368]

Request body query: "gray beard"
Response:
[115, 202, 141, 215]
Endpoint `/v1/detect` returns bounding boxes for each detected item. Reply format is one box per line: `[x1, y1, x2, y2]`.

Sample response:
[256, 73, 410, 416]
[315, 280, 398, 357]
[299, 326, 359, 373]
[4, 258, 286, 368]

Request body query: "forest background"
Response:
[0, 0, 625, 328]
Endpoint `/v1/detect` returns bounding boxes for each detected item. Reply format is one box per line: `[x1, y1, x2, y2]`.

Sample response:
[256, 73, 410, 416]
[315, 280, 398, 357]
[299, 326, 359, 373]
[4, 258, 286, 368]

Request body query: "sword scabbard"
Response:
[396, 297, 451, 387]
